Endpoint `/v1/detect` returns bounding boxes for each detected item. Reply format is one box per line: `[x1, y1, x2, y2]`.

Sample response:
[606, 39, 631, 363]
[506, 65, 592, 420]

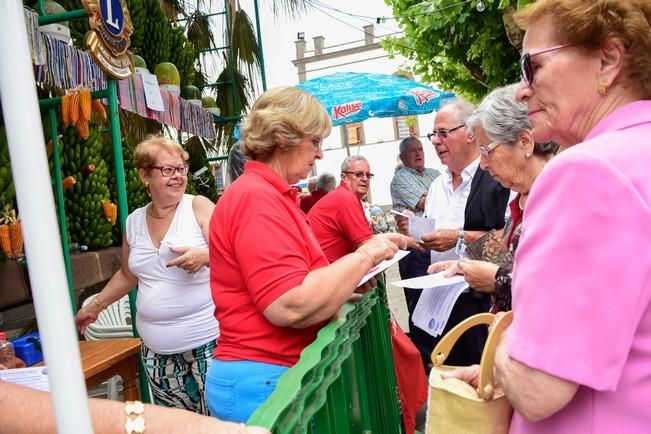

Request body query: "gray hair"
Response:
[340, 155, 368, 172]
[438, 99, 476, 125]
[466, 84, 531, 145]
[399, 136, 421, 155]
[316, 172, 337, 191]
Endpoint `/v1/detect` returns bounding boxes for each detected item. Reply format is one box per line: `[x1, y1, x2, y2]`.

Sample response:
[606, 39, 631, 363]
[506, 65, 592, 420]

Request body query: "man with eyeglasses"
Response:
[307, 155, 374, 263]
[411, 100, 510, 369]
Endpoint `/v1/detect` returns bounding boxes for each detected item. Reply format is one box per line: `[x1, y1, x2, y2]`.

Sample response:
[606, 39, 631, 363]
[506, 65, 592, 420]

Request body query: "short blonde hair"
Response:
[240, 87, 332, 160]
[515, 0, 651, 98]
[133, 136, 189, 170]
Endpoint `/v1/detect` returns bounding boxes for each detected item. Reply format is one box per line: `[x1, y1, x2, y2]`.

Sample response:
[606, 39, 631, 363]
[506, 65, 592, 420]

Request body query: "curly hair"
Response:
[240, 87, 332, 160]
[133, 135, 188, 170]
[514, 0, 651, 98]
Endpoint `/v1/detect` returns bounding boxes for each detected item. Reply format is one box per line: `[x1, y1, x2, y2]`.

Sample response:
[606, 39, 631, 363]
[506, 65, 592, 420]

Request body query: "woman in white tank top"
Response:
[75, 136, 219, 415]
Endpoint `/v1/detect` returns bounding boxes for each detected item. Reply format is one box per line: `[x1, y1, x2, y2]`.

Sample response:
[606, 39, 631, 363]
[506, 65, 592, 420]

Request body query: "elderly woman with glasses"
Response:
[75, 136, 219, 414]
[428, 84, 558, 311]
[205, 87, 412, 423]
[446, 1, 651, 432]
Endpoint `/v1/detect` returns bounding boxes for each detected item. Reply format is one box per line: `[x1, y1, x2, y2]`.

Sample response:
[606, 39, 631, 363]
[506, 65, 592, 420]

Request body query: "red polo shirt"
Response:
[209, 161, 329, 366]
[307, 182, 373, 263]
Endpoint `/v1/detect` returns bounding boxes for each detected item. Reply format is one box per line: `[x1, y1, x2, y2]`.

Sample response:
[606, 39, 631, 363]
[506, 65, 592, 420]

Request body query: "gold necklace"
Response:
[148, 203, 178, 219]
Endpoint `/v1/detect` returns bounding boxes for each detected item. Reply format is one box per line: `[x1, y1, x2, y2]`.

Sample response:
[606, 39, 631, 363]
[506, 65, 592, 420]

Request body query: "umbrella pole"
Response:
[343, 126, 351, 157]
[0, 2, 93, 433]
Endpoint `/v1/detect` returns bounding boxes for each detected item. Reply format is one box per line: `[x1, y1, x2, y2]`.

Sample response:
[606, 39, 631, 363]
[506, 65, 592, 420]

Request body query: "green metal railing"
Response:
[248, 278, 403, 434]
[35, 3, 151, 403]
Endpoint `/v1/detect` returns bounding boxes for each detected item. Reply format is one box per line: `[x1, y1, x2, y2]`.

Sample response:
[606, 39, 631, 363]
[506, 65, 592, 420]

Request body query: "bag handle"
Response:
[477, 311, 512, 400]
[430, 312, 494, 367]
[430, 311, 513, 401]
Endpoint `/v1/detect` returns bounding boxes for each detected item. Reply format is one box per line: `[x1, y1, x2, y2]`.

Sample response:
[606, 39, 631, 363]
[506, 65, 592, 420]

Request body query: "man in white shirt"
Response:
[410, 100, 510, 369]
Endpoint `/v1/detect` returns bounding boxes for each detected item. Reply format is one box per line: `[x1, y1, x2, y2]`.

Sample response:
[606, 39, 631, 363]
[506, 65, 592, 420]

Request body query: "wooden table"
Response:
[80, 338, 142, 401]
[38, 338, 142, 401]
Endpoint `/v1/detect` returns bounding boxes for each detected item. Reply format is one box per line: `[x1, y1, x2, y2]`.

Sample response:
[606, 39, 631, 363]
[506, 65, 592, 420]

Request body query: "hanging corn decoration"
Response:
[8, 219, 23, 259]
[0, 206, 21, 258]
[101, 199, 118, 225]
[61, 94, 71, 127]
[80, 88, 91, 122]
[0, 210, 11, 258]
[91, 100, 107, 120]
[69, 90, 80, 126]
[62, 175, 76, 189]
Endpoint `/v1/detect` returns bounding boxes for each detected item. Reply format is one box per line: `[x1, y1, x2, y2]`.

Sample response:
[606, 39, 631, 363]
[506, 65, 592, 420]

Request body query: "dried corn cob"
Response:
[0, 225, 11, 258]
[61, 94, 70, 127]
[76, 118, 90, 139]
[109, 203, 118, 225]
[101, 200, 118, 225]
[9, 221, 23, 258]
[69, 90, 80, 126]
[62, 175, 76, 189]
[81, 88, 91, 122]
[91, 99, 107, 120]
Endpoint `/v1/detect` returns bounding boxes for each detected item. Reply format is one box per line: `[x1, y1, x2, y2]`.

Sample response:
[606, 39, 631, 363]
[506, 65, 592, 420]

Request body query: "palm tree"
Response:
[161, 0, 313, 153]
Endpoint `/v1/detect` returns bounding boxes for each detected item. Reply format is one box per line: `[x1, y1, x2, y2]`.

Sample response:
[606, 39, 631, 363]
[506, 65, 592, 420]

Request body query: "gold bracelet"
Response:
[124, 400, 146, 434]
[92, 296, 106, 311]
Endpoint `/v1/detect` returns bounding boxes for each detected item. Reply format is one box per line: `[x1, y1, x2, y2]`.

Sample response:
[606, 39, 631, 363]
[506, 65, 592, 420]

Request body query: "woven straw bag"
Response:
[426, 312, 513, 434]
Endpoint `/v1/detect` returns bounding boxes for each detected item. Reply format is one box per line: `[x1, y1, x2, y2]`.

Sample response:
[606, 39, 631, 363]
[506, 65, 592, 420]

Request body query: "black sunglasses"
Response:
[427, 124, 466, 141]
[520, 44, 571, 85]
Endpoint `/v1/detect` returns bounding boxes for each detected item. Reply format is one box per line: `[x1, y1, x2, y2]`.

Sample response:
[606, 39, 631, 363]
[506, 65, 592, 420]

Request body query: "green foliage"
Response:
[384, 0, 523, 101]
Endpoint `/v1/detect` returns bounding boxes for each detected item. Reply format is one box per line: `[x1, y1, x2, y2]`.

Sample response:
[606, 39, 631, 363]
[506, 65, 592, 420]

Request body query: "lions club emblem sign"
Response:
[83, 0, 134, 79]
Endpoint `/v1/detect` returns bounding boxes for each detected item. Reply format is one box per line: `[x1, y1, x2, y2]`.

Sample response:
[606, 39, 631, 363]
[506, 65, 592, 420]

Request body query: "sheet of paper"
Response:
[408, 215, 436, 242]
[412, 282, 469, 337]
[141, 71, 165, 111]
[0, 366, 50, 391]
[358, 249, 410, 287]
[390, 271, 466, 289]
[159, 240, 182, 267]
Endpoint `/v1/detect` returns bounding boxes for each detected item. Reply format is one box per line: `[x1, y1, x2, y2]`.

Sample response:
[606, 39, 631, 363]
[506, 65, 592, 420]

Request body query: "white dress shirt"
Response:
[423, 158, 481, 263]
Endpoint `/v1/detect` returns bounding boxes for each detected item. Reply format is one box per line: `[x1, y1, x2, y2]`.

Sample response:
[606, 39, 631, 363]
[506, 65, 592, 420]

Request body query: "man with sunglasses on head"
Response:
[407, 100, 510, 370]
[307, 155, 375, 263]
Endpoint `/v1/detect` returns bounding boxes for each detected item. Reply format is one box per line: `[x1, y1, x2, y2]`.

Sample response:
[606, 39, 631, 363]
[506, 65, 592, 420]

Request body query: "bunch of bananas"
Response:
[127, 0, 171, 71]
[55, 125, 114, 249]
[0, 127, 15, 214]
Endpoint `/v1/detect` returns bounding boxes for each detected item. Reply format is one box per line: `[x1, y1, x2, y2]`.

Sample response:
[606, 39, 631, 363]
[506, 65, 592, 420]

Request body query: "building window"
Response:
[394, 116, 419, 139]
[342, 122, 365, 146]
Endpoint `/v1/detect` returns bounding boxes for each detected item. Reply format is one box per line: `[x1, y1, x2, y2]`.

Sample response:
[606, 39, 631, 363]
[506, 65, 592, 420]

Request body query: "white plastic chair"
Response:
[81, 294, 134, 399]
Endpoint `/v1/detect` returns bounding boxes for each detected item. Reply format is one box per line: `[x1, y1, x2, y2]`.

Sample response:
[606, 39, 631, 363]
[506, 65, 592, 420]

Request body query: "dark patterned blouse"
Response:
[494, 195, 523, 312]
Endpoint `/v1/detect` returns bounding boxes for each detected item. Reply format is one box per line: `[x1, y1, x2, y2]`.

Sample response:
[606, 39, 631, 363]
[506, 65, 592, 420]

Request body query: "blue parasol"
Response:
[297, 72, 456, 126]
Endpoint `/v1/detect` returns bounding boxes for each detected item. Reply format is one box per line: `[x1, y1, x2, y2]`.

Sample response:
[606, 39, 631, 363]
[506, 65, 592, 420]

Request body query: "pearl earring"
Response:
[525, 152, 532, 158]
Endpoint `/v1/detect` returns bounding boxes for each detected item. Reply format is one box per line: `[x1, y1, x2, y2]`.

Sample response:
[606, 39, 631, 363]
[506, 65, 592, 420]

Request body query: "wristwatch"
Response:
[458, 229, 465, 244]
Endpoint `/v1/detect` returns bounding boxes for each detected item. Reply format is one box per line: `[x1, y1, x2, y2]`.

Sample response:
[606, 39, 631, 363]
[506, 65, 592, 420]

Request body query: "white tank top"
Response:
[126, 194, 219, 354]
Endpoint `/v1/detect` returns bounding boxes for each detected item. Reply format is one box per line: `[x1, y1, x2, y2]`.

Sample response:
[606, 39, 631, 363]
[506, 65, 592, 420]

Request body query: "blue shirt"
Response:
[390, 166, 440, 216]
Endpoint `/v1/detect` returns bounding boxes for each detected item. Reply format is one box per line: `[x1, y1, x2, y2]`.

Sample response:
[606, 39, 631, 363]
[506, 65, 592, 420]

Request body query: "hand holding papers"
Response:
[391, 270, 469, 337]
[358, 250, 410, 287]
[407, 215, 436, 243]
[390, 210, 436, 242]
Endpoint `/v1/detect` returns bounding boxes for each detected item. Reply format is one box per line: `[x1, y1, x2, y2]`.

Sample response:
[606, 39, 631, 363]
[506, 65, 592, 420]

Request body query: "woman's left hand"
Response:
[457, 260, 499, 293]
[168, 246, 208, 273]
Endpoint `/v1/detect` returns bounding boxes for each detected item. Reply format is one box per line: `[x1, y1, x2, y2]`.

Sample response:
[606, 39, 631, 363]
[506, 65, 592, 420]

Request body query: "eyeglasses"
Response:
[520, 44, 571, 86]
[343, 171, 374, 179]
[427, 124, 466, 140]
[478, 141, 502, 156]
[152, 165, 189, 177]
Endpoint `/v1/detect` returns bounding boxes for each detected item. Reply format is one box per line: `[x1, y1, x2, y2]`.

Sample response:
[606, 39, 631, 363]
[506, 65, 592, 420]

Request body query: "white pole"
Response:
[0, 2, 93, 433]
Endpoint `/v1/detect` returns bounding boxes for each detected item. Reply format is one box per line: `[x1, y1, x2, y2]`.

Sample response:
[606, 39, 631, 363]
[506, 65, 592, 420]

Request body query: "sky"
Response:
[241, 0, 405, 88]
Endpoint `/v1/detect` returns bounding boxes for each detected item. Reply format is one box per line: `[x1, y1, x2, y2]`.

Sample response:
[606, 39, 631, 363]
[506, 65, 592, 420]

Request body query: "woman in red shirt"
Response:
[205, 86, 412, 423]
